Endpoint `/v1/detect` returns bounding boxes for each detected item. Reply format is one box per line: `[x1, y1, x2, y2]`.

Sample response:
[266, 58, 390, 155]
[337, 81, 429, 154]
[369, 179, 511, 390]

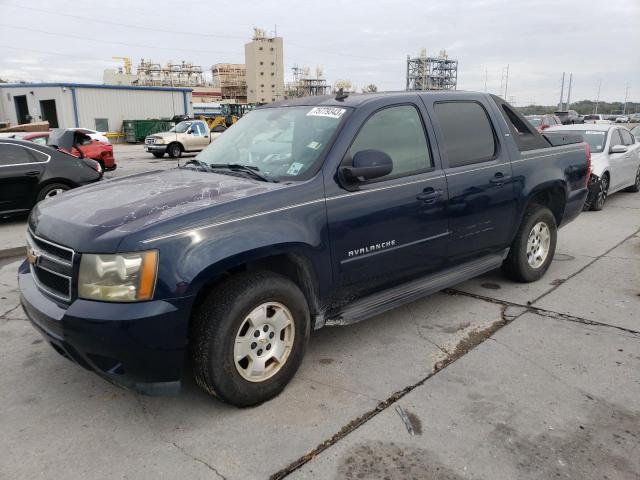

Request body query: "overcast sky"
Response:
[0, 0, 638, 105]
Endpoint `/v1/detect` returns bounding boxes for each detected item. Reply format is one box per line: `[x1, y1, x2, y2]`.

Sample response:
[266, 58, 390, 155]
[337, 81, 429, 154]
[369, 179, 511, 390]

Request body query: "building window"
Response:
[271, 72, 275, 76]
[260, 61, 264, 65]
[271, 62, 274, 66]
[95, 118, 109, 132]
[271, 84, 275, 88]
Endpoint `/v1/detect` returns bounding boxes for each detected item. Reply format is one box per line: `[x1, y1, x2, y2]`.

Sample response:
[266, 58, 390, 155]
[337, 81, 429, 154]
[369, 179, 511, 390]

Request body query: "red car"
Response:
[23, 131, 116, 171]
[525, 114, 562, 133]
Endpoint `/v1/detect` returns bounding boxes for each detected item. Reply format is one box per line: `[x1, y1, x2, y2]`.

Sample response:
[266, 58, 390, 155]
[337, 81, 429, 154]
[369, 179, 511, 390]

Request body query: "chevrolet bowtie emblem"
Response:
[26, 247, 39, 266]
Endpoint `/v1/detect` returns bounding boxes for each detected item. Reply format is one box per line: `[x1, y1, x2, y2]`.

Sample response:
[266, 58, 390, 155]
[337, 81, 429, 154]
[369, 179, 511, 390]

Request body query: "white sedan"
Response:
[546, 124, 640, 210]
[70, 128, 110, 144]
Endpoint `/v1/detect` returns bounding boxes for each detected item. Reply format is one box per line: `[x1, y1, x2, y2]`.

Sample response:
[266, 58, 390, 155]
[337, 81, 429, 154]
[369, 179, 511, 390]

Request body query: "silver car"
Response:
[546, 124, 640, 210]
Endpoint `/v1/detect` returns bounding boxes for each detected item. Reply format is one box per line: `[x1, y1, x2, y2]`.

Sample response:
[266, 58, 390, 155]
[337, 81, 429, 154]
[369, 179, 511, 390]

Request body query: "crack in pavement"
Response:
[0, 303, 22, 322]
[270, 303, 529, 479]
[444, 289, 640, 336]
[529, 227, 640, 305]
[171, 441, 227, 480]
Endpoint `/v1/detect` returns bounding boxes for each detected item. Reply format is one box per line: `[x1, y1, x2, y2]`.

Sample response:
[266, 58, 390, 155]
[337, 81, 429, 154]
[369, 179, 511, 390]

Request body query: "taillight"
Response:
[583, 143, 591, 187]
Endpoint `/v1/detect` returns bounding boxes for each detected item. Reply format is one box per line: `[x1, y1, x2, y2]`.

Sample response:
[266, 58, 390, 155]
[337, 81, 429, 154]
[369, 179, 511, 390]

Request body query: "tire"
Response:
[167, 143, 182, 158]
[191, 271, 310, 407]
[152, 152, 164, 159]
[624, 165, 640, 193]
[588, 173, 609, 211]
[36, 183, 70, 202]
[502, 204, 557, 283]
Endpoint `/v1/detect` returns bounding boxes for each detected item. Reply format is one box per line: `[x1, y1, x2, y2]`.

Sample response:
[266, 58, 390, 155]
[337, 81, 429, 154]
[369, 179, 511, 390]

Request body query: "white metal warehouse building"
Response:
[0, 83, 193, 132]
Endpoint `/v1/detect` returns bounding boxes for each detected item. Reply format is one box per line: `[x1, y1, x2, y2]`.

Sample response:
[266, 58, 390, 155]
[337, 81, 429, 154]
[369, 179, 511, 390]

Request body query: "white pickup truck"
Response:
[144, 120, 222, 158]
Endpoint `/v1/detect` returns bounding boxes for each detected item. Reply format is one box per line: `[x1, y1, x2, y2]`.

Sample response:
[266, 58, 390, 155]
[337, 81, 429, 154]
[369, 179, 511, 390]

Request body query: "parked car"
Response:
[629, 113, 640, 123]
[614, 115, 629, 123]
[583, 114, 612, 125]
[525, 114, 562, 132]
[70, 128, 110, 144]
[0, 138, 102, 216]
[554, 110, 584, 125]
[20, 92, 589, 406]
[22, 131, 116, 171]
[546, 124, 640, 210]
[144, 120, 222, 158]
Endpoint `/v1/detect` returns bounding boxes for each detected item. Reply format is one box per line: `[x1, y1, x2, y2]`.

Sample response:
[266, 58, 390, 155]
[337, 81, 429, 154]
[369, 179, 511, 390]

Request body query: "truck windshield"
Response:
[171, 121, 192, 133]
[527, 117, 542, 127]
[195, 106, 348, 181]
[563, 130, 607, 153]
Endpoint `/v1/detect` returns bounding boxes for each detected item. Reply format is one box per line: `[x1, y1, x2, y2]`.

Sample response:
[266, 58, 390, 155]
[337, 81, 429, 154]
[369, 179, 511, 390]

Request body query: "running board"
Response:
[326, 252, 506, 327]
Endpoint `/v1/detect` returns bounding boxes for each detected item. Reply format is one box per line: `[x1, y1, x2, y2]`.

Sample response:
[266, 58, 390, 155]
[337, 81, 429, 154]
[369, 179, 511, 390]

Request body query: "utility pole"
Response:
[566, 73, 572, 109]
[595, 80, 602, 114]
[559, 72, 565, 111]
[504, 64, 509, 99]
[623, 85, 629, 114]
[484, 67, 488, 93]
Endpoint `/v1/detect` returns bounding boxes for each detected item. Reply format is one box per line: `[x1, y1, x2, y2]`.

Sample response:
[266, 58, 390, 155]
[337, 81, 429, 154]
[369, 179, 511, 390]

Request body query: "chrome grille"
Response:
[145, 137, 156, 145]
[27, 230, 75, 302]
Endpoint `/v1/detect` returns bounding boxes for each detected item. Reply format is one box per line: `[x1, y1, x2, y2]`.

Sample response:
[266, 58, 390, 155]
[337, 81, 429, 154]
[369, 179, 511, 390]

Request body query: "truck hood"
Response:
[29, 168, 286, 251]
[150, 131, 179, 141]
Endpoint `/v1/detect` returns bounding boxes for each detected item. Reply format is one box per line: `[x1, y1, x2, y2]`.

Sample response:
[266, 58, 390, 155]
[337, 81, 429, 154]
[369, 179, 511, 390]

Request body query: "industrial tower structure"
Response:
[286, 65, 331, 98]
[406, 49, 458, 91]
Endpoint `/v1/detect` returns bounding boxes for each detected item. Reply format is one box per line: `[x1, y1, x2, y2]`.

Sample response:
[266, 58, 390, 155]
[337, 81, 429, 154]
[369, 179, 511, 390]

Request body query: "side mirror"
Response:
[610, 144, 628, 154]
[186, 128, 193, 135]
[341, 149, 393, 183]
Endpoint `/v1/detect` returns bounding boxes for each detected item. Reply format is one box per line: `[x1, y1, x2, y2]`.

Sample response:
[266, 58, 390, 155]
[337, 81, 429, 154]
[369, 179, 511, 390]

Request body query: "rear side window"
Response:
[433, 101, 496, 168]
[349, 105, 432, 180]
[0, 144, 47, 166]
[620, 129, 634, 146]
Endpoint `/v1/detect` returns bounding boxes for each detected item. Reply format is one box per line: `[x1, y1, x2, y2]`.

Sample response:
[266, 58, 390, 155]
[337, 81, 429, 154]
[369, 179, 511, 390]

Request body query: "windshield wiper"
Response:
[209, 163, 278, 183]
[181, 159, 210, 169]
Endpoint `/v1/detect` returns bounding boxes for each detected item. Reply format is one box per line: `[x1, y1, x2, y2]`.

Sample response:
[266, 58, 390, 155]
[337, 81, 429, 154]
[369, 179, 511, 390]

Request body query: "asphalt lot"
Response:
[0, 143, 639, 479]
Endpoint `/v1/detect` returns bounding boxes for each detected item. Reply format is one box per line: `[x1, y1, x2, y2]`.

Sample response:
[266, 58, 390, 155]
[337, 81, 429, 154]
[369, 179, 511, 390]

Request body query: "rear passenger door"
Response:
[608, 129, 628, 190]
[0, 143, 48, 211]
[619, 128, 640, 186]
[325, 103, 449, 291]
[424, 98, 516, 263]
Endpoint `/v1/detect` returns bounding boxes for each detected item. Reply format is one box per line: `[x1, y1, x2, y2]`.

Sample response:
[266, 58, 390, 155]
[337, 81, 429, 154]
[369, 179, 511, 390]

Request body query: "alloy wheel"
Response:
[233, 302, 295, 382]
[526, 221, 551, 269]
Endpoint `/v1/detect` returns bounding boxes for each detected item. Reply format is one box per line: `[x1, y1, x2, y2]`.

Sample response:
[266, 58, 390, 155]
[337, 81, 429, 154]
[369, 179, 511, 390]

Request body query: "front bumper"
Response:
[145, 144, 167, 153]
[19, 263, 193, 395]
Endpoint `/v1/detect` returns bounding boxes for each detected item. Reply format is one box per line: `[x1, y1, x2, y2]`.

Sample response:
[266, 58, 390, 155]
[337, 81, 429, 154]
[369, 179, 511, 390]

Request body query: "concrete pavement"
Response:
[0, 167, 638, 479]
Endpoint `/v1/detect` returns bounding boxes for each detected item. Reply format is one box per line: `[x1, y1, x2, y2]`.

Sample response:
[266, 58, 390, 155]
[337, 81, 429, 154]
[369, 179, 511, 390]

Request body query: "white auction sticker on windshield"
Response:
[287, 162, 304, 175]
[306, 107, 346, 119]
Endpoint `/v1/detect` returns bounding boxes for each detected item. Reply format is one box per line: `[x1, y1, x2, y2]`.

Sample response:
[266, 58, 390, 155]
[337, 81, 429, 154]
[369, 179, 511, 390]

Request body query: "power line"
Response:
[0, 24, 241, 56]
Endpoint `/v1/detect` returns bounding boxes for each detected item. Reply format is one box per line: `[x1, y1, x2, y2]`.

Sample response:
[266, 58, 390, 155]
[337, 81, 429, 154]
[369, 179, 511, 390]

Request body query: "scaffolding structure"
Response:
[406, 49, 458, 91]
[286, 65, 331, 98]
[211, 63, 247, 100]
[135, 59, 206, 87]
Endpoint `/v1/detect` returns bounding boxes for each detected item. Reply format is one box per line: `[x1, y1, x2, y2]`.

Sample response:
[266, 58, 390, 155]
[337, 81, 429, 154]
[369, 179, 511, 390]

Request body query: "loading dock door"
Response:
[39, 100, 59, 128]
[14, 95, 29, 124]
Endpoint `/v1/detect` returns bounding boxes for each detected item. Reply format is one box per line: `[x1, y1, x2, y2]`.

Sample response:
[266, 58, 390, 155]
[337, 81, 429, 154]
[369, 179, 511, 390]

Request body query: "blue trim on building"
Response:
[70, 87, 80, 128]
[0, 82, 192, 92]
[182, 91, 188, 114]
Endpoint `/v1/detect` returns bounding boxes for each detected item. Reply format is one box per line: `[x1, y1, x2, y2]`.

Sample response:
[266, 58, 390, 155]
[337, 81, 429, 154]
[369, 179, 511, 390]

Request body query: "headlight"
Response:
[155, 138, 165, 144]
[78, 250, 158, 302]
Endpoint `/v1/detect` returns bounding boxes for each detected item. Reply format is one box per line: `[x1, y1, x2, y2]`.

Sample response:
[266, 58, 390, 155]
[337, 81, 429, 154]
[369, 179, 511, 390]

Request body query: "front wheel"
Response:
[502, 205, 557, 283]
[167, 143, 182, 158]
[624, 165, 640, 193]
[191, 271, 310, 407]
[152, 152, 164, 159]
[588, 174, 609, 211]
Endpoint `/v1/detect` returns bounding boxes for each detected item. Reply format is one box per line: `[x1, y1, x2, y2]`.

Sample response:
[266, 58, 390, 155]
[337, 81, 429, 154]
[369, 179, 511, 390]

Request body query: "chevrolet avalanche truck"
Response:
[144, 120, 219, 158]
[19, 92, 590, 407]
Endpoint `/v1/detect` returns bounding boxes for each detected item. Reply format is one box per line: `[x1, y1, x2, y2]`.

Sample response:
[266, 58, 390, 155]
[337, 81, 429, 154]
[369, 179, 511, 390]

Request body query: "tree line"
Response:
[517, 100, 639, 116]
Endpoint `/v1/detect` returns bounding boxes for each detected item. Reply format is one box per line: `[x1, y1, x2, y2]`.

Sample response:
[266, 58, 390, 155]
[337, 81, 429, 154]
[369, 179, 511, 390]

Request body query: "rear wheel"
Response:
[37, 183, 70, 202]
[191, 271, 310, 407]
[167, 143, 182, 158]
[624, 165, 640, 192]
[152, 152, 164, 159]
[502, 205, 557, 283]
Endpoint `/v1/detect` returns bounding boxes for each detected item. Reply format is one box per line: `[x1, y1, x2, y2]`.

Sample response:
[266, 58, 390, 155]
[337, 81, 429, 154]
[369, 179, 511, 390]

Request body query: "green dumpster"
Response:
[123, 119, 175, 143]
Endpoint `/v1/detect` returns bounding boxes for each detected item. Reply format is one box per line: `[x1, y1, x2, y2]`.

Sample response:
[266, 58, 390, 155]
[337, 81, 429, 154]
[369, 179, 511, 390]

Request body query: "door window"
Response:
[0, 144, 47, 166]
[434, 101, 497, 167]
[349, 105, 432, 181]
[610, 130, 624, 147]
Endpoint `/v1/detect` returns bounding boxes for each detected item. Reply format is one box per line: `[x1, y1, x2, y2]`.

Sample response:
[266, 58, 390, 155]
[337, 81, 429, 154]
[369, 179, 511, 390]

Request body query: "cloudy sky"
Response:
[0, 0, 638, 105]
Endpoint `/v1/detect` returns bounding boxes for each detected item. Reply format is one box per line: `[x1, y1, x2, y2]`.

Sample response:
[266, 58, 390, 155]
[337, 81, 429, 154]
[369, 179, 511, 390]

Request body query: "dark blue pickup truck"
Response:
[19, 92, 589, 406]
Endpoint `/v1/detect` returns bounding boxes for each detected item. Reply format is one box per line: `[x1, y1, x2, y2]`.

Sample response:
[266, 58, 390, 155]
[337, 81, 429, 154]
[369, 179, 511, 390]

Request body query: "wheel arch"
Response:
[516, 182, 567, 232]
[188, 246, 323, 327]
